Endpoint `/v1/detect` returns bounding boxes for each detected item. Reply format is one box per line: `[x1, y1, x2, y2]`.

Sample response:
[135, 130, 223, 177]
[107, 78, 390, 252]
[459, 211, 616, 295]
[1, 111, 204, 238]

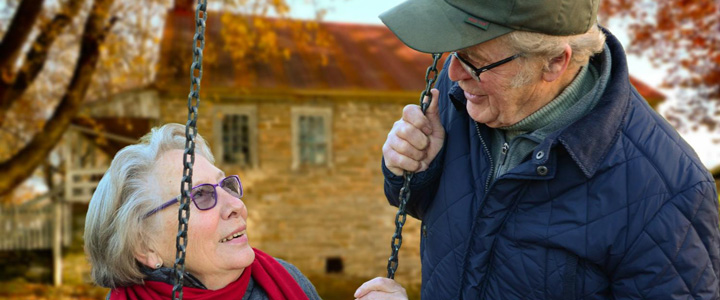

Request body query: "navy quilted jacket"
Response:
[383, 29, 720, 299]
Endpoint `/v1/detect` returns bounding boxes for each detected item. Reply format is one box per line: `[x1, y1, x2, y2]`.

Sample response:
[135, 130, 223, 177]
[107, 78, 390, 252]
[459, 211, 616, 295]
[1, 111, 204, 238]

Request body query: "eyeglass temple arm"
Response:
[144, 196, 181, 218]
[480, 54, 521, 72]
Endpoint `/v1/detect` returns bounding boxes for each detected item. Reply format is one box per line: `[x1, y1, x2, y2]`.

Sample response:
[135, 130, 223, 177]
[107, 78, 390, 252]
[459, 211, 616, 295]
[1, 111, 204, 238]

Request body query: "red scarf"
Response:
[110, 248, 309, 300]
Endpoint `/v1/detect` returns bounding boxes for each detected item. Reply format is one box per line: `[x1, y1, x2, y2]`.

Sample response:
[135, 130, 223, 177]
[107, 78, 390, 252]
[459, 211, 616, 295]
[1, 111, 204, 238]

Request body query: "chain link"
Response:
[387, 53, 443, 279]
[172, 1, 207, 299]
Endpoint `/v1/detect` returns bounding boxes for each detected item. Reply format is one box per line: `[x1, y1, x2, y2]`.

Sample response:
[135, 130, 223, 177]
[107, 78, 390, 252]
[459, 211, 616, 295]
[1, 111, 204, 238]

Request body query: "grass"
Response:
[0, 278, 109, 300]
[0, 251, 109, 300]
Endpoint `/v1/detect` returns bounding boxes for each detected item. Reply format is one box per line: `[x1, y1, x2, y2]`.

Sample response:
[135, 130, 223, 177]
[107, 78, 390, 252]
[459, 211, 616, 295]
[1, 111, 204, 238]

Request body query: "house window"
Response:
[222, 115, 250, 165]
[299, 115, 327, 164]
[291, 107, 332, 169]
[213, 105, 257, 167]
[325, 257, 343, 273]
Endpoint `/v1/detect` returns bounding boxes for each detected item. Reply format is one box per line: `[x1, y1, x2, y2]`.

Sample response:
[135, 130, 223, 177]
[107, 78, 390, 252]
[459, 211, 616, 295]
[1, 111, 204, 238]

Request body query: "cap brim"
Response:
[379, 0, 514, 53]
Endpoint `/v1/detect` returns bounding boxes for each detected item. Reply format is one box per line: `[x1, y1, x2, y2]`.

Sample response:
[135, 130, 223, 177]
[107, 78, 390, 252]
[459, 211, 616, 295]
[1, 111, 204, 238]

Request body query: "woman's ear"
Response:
[542, 44, 572, 83]
[134, 246, 163, 269]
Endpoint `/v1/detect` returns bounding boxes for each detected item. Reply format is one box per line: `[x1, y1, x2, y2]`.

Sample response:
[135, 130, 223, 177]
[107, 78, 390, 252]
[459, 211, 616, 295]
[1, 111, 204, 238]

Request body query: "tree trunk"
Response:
[0, 0, 43, 75]
[0, 0, 116, 198]
[0, 0, 84, 126]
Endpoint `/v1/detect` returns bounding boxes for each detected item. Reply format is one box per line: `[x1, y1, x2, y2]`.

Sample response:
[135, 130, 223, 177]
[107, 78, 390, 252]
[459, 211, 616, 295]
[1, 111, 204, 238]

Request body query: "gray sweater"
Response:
[242, 259, 321, 300]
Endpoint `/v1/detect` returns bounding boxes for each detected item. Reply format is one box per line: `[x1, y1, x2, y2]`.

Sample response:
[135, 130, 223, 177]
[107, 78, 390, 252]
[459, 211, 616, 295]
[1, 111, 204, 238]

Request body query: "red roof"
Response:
[156, 11, 448, 93]
[155, 8, 664, 105]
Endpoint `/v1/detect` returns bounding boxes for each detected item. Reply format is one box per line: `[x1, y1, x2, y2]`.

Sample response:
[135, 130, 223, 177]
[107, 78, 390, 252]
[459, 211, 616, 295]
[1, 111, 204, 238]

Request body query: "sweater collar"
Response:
[502, 61, 597, 135]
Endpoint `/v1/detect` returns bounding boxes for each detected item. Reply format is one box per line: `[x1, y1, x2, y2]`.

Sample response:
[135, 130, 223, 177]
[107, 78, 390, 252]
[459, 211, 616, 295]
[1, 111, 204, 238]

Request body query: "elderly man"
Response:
[354, 0, 720, 299]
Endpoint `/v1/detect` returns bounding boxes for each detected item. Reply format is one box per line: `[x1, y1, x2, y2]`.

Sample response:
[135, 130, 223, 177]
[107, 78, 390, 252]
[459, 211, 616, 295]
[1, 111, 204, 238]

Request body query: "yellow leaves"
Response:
[198, 1, 336, 85]
[1, 67, 14, 84]
[272, 0, 290, 15]
[282, 48, 291, 60]
[320, 54, 328, 67]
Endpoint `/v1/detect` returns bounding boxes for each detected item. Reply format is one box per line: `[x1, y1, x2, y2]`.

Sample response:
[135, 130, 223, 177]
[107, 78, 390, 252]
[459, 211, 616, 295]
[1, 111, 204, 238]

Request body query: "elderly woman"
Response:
[84, 123, 320, 300]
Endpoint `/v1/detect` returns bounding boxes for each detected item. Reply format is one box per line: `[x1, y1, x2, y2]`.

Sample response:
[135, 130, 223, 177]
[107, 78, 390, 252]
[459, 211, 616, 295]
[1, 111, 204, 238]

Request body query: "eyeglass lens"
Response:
[221, 176, 242, 198]
[453, 53, 479, 80]
[191, 176, 242, 210]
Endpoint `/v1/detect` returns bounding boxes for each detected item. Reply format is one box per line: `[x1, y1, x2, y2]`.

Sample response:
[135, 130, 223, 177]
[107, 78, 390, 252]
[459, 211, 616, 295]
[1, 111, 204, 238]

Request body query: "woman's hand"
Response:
[354, 277, 408, 300]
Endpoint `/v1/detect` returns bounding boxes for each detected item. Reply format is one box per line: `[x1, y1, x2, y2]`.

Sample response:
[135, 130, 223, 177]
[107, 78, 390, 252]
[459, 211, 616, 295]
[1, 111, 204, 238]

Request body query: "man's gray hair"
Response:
[501, 24, 606, 87]
[84, 123, 214, 288]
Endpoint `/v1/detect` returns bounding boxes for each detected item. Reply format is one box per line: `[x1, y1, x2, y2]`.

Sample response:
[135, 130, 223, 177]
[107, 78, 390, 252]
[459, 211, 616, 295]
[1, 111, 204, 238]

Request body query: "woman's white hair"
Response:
[84, 123, 214, 288]
[499, 24, 606, 87]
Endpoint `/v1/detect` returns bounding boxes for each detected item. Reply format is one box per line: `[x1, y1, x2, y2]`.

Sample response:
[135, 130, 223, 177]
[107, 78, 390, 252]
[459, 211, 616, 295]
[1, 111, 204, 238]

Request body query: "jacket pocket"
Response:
[563, 254, 578, 300]
[545, 249, 579, 300]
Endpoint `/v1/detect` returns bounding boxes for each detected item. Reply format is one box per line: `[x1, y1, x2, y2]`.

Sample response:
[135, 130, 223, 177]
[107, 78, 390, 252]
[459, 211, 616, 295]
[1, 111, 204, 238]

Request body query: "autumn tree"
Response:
[0, 0, 334, 199]
[0, 0, 120, 200]
[600, 0, 719, 131]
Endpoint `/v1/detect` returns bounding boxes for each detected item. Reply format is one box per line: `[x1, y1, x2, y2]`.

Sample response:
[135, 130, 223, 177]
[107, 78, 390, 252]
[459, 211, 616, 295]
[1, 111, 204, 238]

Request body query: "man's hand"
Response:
[383, 88, 444, 176]
[354, 277, 408, 300]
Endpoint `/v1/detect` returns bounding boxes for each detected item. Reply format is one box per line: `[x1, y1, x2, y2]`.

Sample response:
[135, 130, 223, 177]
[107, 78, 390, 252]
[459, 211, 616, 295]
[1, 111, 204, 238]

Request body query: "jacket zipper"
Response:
[474, 121, 493, 194]
[469, 122, 520, 299]
[458, 121, 494, 300]
[495, 142, 509, 180]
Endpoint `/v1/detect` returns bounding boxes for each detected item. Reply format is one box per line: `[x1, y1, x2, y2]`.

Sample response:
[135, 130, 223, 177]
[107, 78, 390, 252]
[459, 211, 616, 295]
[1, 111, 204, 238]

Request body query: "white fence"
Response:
[65, 167, 106, 203]
[0, 190, 70, 251]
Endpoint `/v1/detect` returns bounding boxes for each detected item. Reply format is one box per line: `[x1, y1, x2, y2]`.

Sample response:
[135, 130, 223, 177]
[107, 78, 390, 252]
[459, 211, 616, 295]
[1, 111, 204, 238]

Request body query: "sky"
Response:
[285, 0, 720, 169]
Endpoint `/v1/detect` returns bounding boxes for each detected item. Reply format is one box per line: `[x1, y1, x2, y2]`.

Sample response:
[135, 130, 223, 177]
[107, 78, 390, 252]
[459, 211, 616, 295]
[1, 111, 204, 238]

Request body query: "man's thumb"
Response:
[424, 88, 441, 124]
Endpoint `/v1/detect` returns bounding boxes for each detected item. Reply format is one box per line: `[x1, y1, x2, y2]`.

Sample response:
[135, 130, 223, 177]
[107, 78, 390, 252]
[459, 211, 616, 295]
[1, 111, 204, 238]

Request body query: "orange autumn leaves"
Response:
[600, 0, 719, 130]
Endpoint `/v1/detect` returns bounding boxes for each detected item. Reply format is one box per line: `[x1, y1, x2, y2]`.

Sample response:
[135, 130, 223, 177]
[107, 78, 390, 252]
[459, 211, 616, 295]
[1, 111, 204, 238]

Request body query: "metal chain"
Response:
[387, 53, 443, 279]
[173, 1, 207, 299]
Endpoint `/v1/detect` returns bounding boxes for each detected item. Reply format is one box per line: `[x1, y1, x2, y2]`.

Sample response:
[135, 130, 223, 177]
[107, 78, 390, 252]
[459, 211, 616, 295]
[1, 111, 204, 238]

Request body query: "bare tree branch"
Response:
[0, 0, 84, 126]
[0, 0, 43, 78]
[0, 0, 116, 198]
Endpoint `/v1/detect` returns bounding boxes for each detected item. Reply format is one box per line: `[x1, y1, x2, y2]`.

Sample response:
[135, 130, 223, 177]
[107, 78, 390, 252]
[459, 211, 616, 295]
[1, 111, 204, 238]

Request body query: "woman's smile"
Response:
[220, 230, 248, 244]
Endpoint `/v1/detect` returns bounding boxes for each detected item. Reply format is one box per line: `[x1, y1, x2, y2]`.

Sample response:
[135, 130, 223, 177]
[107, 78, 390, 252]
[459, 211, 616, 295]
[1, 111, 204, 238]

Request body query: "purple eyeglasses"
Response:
[144, 175, 243, 218]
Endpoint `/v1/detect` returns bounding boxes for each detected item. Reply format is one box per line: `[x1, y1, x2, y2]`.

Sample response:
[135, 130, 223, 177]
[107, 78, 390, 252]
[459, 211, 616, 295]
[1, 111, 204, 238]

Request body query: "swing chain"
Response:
[173, 1, 207, 300]
[387, 53, 442, 279]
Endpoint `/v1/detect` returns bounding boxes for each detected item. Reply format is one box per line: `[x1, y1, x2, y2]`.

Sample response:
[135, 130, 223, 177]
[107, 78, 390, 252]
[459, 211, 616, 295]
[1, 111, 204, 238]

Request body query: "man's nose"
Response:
[448, 55, 473, 82]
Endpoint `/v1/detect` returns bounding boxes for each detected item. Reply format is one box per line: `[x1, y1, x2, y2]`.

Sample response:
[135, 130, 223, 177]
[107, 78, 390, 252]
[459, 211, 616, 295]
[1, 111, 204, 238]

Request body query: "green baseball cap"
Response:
[380, 0, 599, 53]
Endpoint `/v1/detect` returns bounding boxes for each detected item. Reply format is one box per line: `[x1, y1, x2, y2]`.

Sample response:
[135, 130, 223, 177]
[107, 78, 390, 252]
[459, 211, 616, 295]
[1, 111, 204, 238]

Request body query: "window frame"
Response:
[291, 106, 333, 170]
[212, 104, 258, 168]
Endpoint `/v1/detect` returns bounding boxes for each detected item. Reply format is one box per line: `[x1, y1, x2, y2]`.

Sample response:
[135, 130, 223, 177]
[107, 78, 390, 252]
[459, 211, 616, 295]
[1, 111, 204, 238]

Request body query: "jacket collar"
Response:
[449, 27, 631, 178]
[140, 265, 208, 289]
[554, 28, 630, 178]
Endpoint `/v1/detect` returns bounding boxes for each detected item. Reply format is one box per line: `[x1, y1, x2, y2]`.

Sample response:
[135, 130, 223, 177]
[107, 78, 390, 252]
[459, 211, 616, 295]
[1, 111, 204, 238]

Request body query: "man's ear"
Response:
[542, 44, 572, 82]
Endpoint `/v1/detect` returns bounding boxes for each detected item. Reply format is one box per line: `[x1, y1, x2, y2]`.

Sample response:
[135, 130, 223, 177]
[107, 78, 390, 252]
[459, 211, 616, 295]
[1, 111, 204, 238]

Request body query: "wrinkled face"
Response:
[152, 149, 254, 284]
[448, 39, 544, 128]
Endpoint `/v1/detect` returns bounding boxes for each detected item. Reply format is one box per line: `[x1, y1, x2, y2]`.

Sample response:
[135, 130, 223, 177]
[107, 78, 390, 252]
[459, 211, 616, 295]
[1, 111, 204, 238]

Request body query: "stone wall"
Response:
[158, 93, 423, 287]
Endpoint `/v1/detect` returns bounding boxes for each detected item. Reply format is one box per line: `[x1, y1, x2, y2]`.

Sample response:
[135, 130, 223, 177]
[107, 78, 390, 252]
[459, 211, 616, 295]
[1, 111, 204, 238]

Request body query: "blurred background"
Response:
[0, 0, 717, 299]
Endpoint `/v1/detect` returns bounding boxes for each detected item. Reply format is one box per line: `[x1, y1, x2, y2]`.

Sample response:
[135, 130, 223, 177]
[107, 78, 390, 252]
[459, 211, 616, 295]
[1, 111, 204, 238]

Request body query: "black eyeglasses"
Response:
[144, 175, 243, 218]
[452, 52, 521, 82]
